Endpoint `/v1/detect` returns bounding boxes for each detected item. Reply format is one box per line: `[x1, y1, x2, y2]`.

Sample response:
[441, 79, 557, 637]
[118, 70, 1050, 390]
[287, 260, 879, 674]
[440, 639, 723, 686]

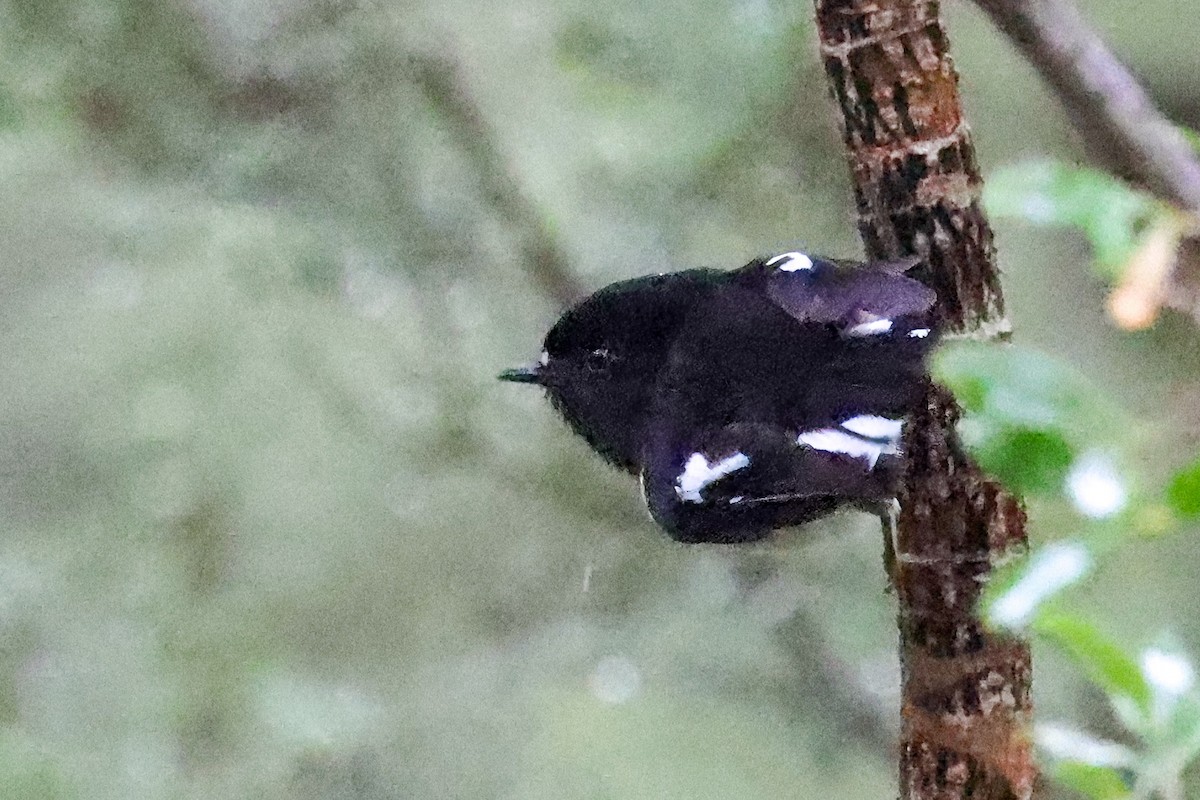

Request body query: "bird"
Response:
[499, 250, 938, 543]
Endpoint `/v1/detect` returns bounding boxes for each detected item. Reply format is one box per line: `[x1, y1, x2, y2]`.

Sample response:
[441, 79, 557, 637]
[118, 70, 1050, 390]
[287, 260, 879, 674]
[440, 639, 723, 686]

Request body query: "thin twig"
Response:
[407, 51, 586, 308]
[737, 559, 901, 757]
[784, 605, 900, 757]
[972, 0, 1200, 212]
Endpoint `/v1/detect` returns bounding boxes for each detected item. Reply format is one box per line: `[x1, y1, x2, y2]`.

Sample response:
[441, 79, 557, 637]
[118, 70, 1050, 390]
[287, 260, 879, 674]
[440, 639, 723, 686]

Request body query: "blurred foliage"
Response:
[984, 160, 1191, 332]
[1167, 458, 1200, 519]
[935, 337, 1200, 796]
[939, 334, 1200, 799]
[0, 0, 1198, 799]
[935, 342, 1132, 497]
[919, 45, 1200, 800]
[985, 162, 1166, 278]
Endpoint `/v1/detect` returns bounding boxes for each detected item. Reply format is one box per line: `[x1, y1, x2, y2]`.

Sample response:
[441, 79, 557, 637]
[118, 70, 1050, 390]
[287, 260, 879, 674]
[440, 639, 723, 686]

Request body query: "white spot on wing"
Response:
[909, 328, 931, 339]
[539, 350, 549, 366]
[765, 251, 814, 272]
[675, 452, 751, 503]
[845, 318, 894, 337]
[841, 415, 903, 442]
[797, 428, 897, 468]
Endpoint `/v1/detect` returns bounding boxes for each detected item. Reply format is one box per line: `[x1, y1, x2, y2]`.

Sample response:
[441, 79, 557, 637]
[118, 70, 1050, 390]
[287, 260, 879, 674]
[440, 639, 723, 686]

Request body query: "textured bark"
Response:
[814, 2, 1035, 798]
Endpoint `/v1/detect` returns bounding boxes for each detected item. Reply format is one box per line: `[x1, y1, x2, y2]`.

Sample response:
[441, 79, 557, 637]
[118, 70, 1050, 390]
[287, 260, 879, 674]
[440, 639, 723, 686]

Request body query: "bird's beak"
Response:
[497, 364, 542, 384]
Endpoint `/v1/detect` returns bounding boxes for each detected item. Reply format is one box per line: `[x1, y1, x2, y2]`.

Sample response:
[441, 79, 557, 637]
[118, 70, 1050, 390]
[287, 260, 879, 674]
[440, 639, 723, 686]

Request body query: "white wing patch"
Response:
[675, 451, 751, 503]
[840, 414, 903, 441]
[845, 318, 894, 337]
[908, 328, 931, 339]
[797, 415, 904, 469]
[765, 251, 814, 272]
[797, 429, 892, 468]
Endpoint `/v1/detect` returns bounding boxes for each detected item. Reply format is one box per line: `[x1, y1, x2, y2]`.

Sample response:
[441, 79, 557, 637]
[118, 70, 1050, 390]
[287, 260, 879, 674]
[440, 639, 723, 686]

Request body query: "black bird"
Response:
[499, 251, 938, 543]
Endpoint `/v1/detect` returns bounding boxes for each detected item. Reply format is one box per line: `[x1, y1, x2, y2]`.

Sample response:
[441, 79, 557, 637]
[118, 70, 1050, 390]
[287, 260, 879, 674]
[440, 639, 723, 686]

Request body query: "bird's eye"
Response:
[584, 347, 614, 373]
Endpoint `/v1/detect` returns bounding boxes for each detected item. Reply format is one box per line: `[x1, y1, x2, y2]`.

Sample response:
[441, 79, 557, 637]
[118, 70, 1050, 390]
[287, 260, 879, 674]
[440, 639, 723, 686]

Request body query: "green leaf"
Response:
[935, 342, 1115, 435]
[1181, 126, 1200, 152]
[1166, 458, 1200, 519]
[1050, 762, 1131, 800]
[933, 341, 1131, 503]
[984, 161, 1163, 276]
[1033, 613, 1153, 722]
[977, 427, 1074, 496]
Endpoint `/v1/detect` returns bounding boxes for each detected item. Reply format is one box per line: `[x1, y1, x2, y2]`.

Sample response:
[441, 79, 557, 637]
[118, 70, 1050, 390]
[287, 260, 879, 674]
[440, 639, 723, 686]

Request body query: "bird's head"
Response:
[500, 269, 721, 471]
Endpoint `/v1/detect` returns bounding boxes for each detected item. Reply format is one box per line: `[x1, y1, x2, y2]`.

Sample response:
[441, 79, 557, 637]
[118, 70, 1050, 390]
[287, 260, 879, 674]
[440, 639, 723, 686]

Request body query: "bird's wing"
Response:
[637, 288, 909, 543]
[732, 251, 937, 338]
[640, 418, 900, 543]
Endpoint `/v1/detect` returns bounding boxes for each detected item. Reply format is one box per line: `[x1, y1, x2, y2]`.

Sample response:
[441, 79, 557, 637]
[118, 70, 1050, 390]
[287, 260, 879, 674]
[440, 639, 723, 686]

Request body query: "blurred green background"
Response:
[2, 1, 1199, 798]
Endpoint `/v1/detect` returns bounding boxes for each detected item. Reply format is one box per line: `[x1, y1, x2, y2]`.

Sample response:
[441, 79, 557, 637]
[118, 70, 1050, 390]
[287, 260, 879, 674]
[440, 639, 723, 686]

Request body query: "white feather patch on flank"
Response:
[765, 251, 814, 272]
[840, 415, 903, 442]
[908, 328, 931, 339]
[845, 318, 894, 337]
[675, 452, 751, 503]
[797, 428, 898, 469]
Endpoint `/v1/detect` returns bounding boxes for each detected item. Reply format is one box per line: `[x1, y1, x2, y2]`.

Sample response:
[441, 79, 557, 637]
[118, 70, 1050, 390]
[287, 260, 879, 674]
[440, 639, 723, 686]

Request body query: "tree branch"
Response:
[972, 0, 1200, 328]
[972, 0, 1200, 212]
[783, 603, 900, 758]
[407, 52, 586, 308]
[814, 1, 1034, 798]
